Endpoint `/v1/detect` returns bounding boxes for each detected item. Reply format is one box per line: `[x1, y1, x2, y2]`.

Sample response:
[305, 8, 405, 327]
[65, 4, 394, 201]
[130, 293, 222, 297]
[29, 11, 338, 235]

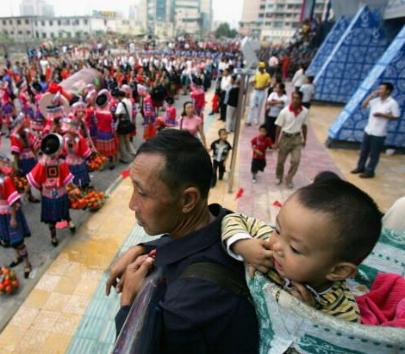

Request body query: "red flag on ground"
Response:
[272, 200, 283, 208]
[121, 169, 130, 178]
[235, 188, 244, 200]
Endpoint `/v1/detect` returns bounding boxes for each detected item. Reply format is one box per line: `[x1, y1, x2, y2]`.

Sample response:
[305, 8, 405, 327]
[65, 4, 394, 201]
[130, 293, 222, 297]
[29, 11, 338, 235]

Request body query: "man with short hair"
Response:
[274, 91, 308, 189]
[351, 82, 400, 178]
[246, 62, 271, 126]
[106, 129, 259, 354]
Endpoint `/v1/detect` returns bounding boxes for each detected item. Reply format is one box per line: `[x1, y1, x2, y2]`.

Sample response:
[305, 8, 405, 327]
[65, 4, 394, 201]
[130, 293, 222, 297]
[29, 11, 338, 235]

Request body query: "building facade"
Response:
[240, 0, 326, 42]
[20, 0, 55, 17]
[139, 0, 213, 37]
[0, 15, 111, 42]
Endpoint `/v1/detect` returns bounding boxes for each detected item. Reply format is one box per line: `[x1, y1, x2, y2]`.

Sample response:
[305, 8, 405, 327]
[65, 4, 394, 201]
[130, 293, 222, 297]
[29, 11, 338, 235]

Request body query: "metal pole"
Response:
[228, 72, 248, 193]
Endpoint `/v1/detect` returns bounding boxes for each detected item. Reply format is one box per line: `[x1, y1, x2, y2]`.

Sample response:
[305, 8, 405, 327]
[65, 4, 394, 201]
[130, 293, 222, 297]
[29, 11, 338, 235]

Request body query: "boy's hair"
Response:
[295, 180, 382, 265]
[313, 171, 340, 184]
[259, 124, 267, 132]
[218, 128, 227, 136]
[165, 96, 174, 105]
[307, 76, 314, 83]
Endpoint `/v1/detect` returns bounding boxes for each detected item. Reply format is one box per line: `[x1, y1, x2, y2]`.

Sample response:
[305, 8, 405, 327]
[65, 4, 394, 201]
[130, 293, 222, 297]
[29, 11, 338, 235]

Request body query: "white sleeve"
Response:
[390, 99, 400, 118]
[115, 102, 125, 115]
[225, 233, 252, 261]
[275, 108, 285, 127]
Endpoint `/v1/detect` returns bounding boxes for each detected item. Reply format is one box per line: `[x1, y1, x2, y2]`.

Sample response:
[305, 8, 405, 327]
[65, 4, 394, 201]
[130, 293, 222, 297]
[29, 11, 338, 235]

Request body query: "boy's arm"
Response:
[222, 213, 273, 260]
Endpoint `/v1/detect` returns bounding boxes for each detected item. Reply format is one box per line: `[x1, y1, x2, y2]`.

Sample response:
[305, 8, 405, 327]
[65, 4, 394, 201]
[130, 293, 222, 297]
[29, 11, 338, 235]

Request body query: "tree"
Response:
[215, 23, 238, 39]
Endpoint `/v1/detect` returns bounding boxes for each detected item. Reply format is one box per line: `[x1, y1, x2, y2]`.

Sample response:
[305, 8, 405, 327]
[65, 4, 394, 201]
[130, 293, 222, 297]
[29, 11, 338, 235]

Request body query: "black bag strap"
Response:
[120, 101, 130, 121]
[180, 262, 250, 298]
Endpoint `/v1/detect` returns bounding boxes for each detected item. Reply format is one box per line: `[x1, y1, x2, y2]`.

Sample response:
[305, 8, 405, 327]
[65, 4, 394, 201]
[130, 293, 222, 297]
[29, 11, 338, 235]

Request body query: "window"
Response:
[3, 30, 8, 35]
[260, 5, 265, 9]
[59, 32, 63, 38]
[65, 19, 70, 25]
[9, 19, 13, 24]
[84, 19, 88, 25]
[2, 20, 5, 25]
[26, 30, 31, 35]
[18, 30, 23, 35]
[259, 13, 264, 18]
[76, 32, 81, 38]
[49, 20, 53, 26]
[58, 20, 61, 26]
[17, 19, 21, 25]
[42, 32, 47, 38]
[67, 32, 71, 38]
[35, 31, 39, 38]
[25, 19, 29, 24]
[10, 31, 14, 35]
[41, 20, 45, 26]
[73, 19, 79, 25]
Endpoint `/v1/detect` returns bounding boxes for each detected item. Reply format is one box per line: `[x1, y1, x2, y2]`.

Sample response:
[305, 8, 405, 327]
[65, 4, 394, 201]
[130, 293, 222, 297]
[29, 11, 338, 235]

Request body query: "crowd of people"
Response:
[0, 39, 242, 279]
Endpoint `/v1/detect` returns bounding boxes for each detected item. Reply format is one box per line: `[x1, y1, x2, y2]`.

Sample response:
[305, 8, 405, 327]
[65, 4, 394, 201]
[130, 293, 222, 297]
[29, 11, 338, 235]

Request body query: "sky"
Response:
[0, 0, 243, 27]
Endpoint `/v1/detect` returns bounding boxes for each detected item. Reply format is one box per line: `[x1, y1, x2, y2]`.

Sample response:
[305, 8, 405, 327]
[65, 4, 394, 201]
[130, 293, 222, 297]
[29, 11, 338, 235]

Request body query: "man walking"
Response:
[351, 82, 400, 178]
[246, 62, 271, 126]
[274, 91, 308, 189]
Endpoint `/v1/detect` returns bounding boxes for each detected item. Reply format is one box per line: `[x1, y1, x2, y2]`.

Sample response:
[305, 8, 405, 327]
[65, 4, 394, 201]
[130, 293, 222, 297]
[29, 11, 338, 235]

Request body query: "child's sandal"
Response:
[24, 263, 32, 279]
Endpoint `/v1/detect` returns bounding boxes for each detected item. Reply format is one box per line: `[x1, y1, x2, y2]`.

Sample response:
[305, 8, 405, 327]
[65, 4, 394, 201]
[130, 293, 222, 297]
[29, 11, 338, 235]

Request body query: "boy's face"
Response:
[270, 195, 340, 288]
[219, 131, 228, 140]
[259, 128, 267, 137]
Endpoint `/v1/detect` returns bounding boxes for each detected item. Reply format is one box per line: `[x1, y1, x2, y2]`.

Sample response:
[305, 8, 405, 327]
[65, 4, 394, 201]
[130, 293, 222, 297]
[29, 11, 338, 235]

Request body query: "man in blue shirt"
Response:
[106, 129, 259, 354]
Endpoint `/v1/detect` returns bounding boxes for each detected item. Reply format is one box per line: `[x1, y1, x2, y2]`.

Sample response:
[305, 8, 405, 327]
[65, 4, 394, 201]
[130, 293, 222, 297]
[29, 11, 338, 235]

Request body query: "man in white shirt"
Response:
[351, 82, 400, 178]
[274, 91, 308, 189]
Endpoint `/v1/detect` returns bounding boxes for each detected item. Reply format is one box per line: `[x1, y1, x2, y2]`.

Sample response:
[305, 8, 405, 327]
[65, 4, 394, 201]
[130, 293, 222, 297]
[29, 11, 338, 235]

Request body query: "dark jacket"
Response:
[116, 204, 259, 354]
[227, 86, 240, 108]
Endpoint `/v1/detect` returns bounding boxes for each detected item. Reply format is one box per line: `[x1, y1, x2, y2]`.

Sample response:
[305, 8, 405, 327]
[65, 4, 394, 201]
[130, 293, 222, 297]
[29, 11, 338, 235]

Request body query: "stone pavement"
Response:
[1, 98, 405, 352]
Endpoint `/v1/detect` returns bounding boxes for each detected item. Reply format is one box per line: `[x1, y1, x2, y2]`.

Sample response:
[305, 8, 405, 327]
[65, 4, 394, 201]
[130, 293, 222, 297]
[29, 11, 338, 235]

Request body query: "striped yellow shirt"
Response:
[222, 213, 360, 323]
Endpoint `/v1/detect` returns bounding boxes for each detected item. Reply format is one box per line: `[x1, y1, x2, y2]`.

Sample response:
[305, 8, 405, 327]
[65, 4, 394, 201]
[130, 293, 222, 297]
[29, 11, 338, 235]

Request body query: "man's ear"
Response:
[325, 262, 357, 282]
[181, 186, 201, 213]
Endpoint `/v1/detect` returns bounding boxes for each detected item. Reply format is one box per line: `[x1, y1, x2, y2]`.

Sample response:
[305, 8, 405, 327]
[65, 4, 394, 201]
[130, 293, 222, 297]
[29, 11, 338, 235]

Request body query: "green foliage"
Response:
[215, 23, 237, 39]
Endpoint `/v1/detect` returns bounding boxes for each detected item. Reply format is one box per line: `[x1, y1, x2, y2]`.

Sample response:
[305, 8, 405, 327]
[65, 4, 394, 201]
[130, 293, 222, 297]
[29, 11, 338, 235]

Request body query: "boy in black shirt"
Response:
[210, 128, 232, 187]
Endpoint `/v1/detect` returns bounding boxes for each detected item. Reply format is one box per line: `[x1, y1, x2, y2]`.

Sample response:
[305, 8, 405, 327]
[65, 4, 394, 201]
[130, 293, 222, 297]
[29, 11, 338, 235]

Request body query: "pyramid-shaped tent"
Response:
[306, 17, 350, 77]
[314, 6, 389, 103]
[329, 25, 405, 148]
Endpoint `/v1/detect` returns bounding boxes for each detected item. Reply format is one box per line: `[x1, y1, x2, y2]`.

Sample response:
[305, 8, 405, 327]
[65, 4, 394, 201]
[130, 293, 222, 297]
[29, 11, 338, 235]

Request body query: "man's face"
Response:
[379, 84, 390, 97]
[291, 93, 301, 107]
[129, 153, 181, 236]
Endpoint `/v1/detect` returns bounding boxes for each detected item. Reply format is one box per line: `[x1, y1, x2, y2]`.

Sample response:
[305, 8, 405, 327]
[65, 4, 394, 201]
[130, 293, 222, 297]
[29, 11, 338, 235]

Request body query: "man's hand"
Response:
[232, 239, 274, 274]
[373, 112, 385, 118]
[120, 257, 155, 306]
[106, 245, 146, 296]
[290, 281, 315, 307]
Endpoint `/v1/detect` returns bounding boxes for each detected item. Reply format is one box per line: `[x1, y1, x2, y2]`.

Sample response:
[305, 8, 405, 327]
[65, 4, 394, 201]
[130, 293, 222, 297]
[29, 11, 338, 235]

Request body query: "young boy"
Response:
[300, 76, 315, 109]
[210, 128, 232, 187]
[251, 125, 273, 183]
[221, 179, 382, 322]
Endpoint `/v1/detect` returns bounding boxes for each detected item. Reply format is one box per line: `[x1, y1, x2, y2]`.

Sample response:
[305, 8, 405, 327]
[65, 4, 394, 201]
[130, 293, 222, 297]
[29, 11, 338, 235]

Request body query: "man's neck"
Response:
[170, 202, 214, 240]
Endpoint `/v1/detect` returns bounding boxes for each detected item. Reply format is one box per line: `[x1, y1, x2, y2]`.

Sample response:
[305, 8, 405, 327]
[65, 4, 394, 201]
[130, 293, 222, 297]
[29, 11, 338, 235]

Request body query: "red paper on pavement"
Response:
[235, 188, 244, 200]
[272, 200, 283, 208]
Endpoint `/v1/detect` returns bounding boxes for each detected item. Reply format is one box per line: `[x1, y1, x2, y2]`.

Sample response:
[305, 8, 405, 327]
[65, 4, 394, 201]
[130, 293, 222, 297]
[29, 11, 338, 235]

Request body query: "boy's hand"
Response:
[254, 149, 263, 156]
[232, 238, 274, 274]
[290, 281, 315, 307]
